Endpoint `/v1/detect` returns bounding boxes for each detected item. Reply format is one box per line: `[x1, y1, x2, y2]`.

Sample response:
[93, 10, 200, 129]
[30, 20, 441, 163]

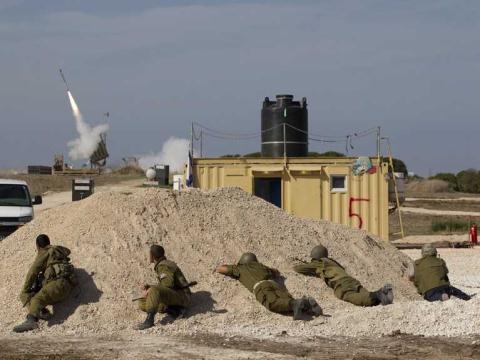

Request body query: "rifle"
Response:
[132, 281, 198, 302]
[29, 272, 45, 294]
[22, 273, 44, 307]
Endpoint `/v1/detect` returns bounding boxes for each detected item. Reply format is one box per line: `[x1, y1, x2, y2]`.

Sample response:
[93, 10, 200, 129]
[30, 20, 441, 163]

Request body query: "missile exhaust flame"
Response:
[60, 69, 109, 161]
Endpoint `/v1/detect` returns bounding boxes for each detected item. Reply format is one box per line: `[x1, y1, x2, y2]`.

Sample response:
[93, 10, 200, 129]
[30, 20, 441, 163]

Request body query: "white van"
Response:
[0, 179, 42, 240]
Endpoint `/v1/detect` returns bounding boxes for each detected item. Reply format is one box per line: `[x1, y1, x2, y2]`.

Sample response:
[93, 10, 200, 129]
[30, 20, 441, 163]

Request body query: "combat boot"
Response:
[291, 297, 308, 320]
[374, 284, 394, 305]
[38, 308, 52, 321]
[306, 297, 323, 317]
[135, 312, 155, 330]
[12, 315, 39, 333]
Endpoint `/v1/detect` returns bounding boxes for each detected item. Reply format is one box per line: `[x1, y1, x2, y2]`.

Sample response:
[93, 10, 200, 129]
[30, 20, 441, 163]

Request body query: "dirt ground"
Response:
[389, 211, 480, 239]
[8, 173, 144, 196]
[389, 195, 480, 240]
[1, 333, 479, 360]
[404, 199, 480, 212]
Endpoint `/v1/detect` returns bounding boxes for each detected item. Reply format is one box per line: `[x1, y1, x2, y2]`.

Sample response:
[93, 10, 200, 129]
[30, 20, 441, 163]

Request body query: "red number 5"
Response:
[349, 197, 370, 229]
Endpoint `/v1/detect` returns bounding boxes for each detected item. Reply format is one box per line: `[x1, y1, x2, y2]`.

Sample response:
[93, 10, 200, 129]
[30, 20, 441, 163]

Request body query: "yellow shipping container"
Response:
[191, 157, 390, 239]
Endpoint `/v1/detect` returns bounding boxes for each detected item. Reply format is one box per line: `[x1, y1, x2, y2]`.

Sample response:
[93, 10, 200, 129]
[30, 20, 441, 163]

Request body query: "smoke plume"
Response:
[139, 137, 191, 173]
[67, 91, 109, 161]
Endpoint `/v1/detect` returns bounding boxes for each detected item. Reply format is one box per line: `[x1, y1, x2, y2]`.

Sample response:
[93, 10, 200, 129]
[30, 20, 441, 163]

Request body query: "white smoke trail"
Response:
[66, 91, 109, 161]
[138, 137, 192, 173]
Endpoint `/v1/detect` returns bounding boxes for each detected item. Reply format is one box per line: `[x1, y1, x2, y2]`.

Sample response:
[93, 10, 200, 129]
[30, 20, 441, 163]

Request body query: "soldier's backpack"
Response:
[46, 246, 78, 286]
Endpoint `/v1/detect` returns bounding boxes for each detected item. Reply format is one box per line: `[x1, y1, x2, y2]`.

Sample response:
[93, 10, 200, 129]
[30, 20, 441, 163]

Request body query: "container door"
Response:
[254, 178, 282, 208]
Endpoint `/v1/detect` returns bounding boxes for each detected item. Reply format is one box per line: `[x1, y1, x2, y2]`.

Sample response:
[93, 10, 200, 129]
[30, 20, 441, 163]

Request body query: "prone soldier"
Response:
[216, 252, 323, 320]
[293, 245, 393, 307]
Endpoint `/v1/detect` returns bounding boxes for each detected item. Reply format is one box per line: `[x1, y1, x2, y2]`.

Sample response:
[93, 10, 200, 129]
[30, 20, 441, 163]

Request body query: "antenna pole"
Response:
[200, 130, 203, 158]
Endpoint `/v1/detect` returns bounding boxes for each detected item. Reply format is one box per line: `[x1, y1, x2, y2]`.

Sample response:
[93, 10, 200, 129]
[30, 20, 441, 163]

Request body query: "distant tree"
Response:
[220, 154, 241, 158]
[430, 173, 459, 191]
[456, 169, 480, 193]
[316, 151, 346, 157]
[243, 152, 261, 157]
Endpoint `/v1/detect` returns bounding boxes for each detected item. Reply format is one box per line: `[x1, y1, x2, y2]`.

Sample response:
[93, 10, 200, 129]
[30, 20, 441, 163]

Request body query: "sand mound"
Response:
[0, 187, 419, 336]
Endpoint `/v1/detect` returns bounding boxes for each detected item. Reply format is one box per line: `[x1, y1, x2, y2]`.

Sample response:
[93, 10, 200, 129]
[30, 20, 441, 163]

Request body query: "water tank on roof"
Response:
[261, 94, 308, 157]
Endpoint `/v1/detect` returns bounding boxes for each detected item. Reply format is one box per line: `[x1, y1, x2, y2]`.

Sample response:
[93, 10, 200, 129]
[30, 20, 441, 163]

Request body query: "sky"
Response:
[0, 0, 478, 176]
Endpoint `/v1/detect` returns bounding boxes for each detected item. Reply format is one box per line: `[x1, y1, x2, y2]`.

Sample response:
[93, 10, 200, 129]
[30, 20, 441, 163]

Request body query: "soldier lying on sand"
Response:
[294, 245, 393, 307]
[216, 252, 323, 320]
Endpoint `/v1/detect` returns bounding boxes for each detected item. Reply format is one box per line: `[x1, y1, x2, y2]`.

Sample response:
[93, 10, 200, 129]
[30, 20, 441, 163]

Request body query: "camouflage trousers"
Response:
[253, 280, 293, 314]
[330, 275, 378, 307]
[334, 285, 378, 307]
[138, 285, 190, 314]
[28, 278, 74, 318]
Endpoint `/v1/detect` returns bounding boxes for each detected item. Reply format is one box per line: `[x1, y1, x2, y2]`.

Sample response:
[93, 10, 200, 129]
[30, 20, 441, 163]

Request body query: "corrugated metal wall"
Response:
[192, 158, 389, 239]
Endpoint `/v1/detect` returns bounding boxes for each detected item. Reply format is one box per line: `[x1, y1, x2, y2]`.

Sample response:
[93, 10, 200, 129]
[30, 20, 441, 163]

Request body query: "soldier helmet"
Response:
[150, 245, 165, 260]
[36, 234, 50, 248]
[238, 252, 258, 265]
[310, 245, 328, 260]
[421, 243, 437, 257]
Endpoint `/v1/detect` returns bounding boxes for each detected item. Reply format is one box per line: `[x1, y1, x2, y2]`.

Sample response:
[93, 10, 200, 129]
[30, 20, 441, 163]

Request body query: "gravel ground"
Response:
[0, 187, 479, 340]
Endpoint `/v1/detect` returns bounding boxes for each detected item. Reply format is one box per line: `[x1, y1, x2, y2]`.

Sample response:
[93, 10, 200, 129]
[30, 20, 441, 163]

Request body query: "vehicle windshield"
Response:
[0, 184, 31, 207]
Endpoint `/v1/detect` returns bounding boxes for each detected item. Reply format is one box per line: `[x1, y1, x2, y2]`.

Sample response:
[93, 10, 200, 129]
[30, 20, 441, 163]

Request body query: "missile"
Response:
[59, 68, 69, 91]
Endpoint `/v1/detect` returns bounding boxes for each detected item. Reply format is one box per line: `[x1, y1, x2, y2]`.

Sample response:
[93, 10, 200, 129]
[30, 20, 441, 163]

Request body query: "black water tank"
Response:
[261, 94, 308, 157]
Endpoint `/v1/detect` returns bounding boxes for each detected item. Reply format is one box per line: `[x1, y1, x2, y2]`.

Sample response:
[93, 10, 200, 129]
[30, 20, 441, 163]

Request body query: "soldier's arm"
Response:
[20, 251, 49, 299]
[292, 262, 318, 277]
[406, 262, 415, 282]
[265, 266, 280, 278]
[156, 265, 176, 289]
[216, 265, 240, 278]
[175, 269, 190, 288]
[442, 259, 449, 274]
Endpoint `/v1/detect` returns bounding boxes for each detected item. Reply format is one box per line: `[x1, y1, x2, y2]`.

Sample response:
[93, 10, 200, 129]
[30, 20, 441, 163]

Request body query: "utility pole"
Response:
[376, 126, 381, 161]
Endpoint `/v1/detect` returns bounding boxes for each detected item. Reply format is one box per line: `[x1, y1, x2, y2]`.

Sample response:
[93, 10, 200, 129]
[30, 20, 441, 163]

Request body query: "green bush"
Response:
[456, 169, 480, 193]
[315, 151, 346, 157]
[243, 152, 261, 157]
[431, 220, 472, 233]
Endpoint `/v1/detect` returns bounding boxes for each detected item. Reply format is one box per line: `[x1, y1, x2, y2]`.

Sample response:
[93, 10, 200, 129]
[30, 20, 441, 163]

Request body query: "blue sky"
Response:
[0, 0, 479, 175]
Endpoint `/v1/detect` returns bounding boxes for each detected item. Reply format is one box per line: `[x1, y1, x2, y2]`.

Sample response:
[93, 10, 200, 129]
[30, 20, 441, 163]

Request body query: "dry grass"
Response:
[405, 179, 451, 195]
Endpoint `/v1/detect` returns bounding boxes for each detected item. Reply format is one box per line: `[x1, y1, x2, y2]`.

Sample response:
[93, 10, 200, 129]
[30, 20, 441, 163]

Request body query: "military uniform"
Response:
[19, 245, 77, 318]
[224, 262, 293, 313]
[294, 259, 379, 306]
[411, 255, 470, 301]
[413, 255, 449, 296]
[138, 258, 191, 314]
